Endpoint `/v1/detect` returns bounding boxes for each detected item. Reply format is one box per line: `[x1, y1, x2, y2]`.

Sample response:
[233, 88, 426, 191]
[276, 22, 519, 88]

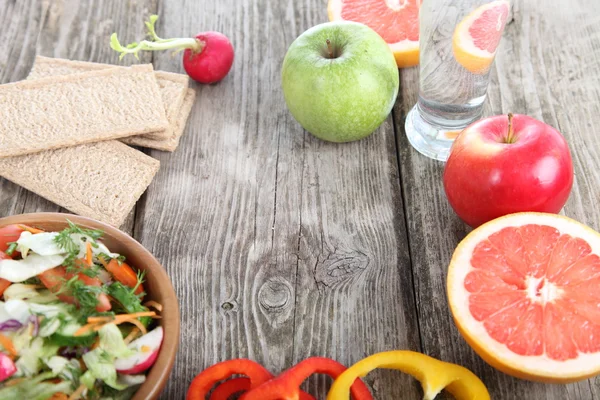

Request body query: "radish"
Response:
[111, 15, 234, 84]
[0, 352, 16, 382]
[114, 326, 163, 375]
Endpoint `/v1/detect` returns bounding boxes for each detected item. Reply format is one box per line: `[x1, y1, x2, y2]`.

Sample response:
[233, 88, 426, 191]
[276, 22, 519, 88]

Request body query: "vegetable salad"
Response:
[0, 222, 163, 400]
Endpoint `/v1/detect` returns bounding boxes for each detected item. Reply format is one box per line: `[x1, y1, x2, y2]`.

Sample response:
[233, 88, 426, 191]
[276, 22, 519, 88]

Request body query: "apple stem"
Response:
[326, 39, 333, 58]
[506, 113, 515, 144]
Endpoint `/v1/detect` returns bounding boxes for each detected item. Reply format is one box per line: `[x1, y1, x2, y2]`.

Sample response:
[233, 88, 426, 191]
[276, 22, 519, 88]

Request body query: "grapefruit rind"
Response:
[452, 0, 510, 74]
[447, 212, 600, 383]
[327, 0, 420, 68]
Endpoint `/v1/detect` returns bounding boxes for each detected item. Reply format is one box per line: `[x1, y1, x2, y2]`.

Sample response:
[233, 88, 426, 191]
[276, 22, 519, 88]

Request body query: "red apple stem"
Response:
[326, 39, 333, 58]
[506, 113, 515, 144]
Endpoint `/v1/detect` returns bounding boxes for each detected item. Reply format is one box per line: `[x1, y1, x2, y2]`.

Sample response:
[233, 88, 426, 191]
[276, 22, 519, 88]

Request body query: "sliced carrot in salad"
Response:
[17, 224, 45, 234]
[124, 326, 140, 344]
[85, 242, 93, 266]
[87, 311, 157, 324]
[0, 333, 17, 358]
[0, 252, 12, 296]
[74, 323, 102, 337]
[75, 312, 158, 336]
[0, 279, 11, 297]
[144, 300, 163, 312]
[102, 258, 145, 296]
[120, 316, 147, 335]
[68, 384, 86, 400]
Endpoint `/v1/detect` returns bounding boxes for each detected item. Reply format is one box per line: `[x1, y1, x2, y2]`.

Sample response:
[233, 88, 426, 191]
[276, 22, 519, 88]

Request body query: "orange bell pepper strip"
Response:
[327, 351, 490, 400]
[240, 357, 372, 400]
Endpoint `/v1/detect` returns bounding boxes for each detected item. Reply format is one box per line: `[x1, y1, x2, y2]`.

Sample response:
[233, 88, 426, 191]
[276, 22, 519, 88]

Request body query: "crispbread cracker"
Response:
[29, 56, 189, 141]
[122, 88, 196, 152]
[0, 141, 159, 227]
[0, 65, 168, 158]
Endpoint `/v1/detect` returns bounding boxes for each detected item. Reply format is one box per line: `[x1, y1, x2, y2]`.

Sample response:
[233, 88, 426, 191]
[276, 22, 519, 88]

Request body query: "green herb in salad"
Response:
[107, 282, 151, 327]
[99, 253, 127, 266]
[73, 264, 101, 278]
[60, 277, 106, 317]
[21, 276, 42, 286]
[4, 242, 17, 257]
[0, 222, 161, 399]
[54, 220, 104, 272]
[55, 221, 104, 245]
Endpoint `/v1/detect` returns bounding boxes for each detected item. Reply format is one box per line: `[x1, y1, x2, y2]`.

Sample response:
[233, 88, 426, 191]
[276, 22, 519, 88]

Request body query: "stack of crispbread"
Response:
[0, 56, 196, 227]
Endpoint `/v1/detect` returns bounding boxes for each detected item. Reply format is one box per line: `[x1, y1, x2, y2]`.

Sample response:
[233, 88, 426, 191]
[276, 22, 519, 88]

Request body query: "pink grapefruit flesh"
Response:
[448, 212, 600, 382]
[328, 0, 421, 67]
[452, 0, 510, 74]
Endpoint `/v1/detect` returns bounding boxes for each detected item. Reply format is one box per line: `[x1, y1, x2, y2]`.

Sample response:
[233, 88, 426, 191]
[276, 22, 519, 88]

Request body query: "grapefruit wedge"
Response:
[448, 212, 600, 382]
[452, 0, 510, 74]
[328, 0, 420, 68]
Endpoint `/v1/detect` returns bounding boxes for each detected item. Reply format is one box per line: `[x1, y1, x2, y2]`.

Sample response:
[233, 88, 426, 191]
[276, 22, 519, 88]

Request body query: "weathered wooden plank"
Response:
[136, 0, 301, 398]
[289, 1, 421, 399]
[395, 0, 600, 398]
[138, 0, 420, 398]
[0, 0, 46, 217]
[0, 0, 157, 235]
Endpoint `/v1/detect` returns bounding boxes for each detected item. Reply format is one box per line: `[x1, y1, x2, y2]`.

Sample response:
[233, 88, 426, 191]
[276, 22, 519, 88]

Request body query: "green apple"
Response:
[281, 21, 399, 143]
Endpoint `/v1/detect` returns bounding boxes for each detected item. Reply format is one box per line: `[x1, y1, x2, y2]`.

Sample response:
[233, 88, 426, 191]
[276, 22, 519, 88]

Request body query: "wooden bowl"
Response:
[0, 213, 179, 400]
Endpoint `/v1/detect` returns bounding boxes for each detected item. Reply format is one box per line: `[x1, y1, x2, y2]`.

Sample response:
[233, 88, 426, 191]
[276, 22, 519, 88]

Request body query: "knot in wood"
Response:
[314, 249, 370, 287]
[221, 301, 236, 311]
[258, 277, 293, 311]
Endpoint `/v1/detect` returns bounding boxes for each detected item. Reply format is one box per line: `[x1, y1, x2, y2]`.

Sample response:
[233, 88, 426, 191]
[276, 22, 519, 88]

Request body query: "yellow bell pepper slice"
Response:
[327, 351, 490, 400]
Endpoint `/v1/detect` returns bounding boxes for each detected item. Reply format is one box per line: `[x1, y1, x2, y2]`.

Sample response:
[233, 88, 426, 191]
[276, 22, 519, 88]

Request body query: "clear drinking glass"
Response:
[405, 0, 510, 161]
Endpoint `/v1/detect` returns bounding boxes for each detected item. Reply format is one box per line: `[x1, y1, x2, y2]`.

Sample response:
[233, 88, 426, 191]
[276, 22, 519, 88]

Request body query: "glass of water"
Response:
[405, 0, 510, 161]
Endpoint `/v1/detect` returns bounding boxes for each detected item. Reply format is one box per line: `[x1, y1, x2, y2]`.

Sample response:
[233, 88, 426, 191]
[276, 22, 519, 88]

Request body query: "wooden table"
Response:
[1, 0, 599, 398]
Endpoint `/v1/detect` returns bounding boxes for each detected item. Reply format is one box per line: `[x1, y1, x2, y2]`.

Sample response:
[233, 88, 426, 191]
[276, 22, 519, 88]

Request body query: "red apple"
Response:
[443, 114, 573, 227]
[115, 326, 163, 375]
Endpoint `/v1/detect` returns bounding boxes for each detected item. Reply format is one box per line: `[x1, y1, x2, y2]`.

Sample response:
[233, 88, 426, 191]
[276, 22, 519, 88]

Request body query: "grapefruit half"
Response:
[452, 0, 510, 74]
[328, 0, 420, 68]
[447, 212, 600, 382]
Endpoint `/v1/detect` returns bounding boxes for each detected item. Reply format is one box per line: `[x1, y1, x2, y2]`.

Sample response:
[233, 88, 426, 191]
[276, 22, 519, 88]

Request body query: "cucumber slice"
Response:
[49, 321, 97, 347]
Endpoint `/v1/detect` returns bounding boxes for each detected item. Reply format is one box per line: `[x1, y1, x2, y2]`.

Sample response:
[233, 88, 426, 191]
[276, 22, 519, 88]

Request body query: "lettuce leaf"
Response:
[98, 323, 134, 359]
[82, 348, 125, 390]
[0, 371, 72, 400]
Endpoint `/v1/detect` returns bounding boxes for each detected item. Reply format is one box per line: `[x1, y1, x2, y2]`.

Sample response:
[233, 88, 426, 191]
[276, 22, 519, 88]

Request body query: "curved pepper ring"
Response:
[327, 351, 490, 400]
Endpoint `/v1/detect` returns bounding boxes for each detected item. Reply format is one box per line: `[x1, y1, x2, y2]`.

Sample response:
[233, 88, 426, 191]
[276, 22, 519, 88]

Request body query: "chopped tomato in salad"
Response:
[0, 222, 163, 399]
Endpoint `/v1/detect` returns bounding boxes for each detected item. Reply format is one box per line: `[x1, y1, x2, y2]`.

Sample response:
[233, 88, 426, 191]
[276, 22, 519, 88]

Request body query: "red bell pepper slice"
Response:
[209, 378, 316, 400]
[187, 359, 272, 400]
[240, 357, 373, 400]
[209, 378, 251, 400]
[187, 359, 317, 400]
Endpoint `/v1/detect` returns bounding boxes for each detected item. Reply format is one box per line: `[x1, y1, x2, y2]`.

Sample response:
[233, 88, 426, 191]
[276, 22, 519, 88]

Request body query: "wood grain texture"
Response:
[0, 0, 47, 218]
[134, 0, 420, 398]
[2, 0, 600, 398]
[395, 0, 600, 398]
